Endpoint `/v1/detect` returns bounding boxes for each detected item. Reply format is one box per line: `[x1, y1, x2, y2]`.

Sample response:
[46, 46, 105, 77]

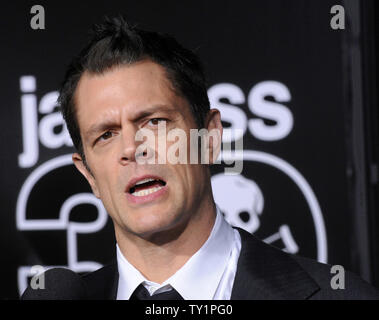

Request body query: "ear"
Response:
[204, 108, 223, 164]
[72, 153, 100, 198]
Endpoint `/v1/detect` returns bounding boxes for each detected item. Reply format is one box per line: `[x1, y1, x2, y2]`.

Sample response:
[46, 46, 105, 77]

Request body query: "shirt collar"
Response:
[116, 244, 148, 300]
[116, 207, 235, 300]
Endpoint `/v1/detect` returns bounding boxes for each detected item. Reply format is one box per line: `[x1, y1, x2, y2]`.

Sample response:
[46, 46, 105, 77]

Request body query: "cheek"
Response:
[174, 164, 202, 196]
[87, 146, 118, 182]
[93, 169, 123, 221]
[90, 163, 117, 199]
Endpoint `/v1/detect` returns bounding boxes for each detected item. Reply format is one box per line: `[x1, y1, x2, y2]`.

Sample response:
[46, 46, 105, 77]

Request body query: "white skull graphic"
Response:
[211, 173, 264, 233]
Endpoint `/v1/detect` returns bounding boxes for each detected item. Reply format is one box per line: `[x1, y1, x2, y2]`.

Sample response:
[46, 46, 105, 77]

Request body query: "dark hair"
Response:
[59, 15, 210, 163]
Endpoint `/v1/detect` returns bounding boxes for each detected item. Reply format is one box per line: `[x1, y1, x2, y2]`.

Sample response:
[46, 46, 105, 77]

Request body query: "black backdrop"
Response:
[1, 0, 378, 299]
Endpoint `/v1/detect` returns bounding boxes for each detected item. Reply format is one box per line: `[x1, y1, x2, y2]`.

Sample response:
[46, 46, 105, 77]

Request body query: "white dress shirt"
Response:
[116, 207, 242, 300]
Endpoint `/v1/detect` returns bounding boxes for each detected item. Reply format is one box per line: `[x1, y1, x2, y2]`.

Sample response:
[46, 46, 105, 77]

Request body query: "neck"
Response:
[115, 197, 217, 284]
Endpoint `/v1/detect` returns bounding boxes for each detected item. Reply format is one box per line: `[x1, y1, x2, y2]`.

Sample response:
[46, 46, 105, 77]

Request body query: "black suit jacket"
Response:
[23, 228, 379, 299]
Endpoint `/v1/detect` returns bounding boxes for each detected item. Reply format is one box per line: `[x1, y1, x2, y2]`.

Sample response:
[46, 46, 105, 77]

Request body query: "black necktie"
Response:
[130, 283, 184, 300]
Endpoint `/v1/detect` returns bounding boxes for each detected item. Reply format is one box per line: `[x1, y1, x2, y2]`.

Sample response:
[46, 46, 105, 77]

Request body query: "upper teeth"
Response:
[132, 186, 164, 197]
[135, 178, 155, 186]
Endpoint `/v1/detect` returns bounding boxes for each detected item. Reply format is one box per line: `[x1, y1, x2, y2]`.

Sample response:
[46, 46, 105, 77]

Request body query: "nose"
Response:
[118, 124, 138, 165]
[118, 125, 155, 165]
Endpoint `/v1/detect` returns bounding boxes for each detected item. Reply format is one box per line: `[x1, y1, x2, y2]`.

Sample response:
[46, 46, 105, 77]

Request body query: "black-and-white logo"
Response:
[212, 150, 327, 262]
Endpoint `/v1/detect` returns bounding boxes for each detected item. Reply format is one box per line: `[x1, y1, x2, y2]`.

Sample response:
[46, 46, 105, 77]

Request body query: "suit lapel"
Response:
[82, 261, 119, 300]
[231, 228, 320, 300]
[82, 228, 319, 300]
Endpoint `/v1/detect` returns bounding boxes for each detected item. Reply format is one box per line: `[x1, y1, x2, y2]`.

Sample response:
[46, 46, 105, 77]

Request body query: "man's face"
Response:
[73, 60, 221, 239]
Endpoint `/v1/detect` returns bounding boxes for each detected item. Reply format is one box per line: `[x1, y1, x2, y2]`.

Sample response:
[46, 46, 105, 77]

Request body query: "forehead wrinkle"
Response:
[125, 103, 180, 121]
[85, 103, 181, 138]
[85, 108, 122, 137]
[76, 62, 193, 141]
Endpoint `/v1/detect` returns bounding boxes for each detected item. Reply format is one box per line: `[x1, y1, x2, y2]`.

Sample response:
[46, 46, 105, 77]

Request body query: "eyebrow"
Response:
[84, 104, 179, 139]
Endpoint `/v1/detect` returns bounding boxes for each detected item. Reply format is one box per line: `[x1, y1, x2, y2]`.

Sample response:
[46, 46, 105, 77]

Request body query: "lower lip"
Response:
[125, 184, 168, 204]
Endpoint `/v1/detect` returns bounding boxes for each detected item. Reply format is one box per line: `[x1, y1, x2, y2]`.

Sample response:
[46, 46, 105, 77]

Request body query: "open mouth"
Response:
[128, 178, 167, 197]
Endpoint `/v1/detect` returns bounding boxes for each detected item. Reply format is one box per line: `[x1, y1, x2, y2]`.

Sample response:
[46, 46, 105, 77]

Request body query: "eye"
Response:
[147, 118, 167, 126]
[99, 131, 114, 141]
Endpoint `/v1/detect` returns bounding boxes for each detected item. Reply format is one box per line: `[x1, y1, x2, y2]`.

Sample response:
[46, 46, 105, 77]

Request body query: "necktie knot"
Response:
[130, 283, 184, 300]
